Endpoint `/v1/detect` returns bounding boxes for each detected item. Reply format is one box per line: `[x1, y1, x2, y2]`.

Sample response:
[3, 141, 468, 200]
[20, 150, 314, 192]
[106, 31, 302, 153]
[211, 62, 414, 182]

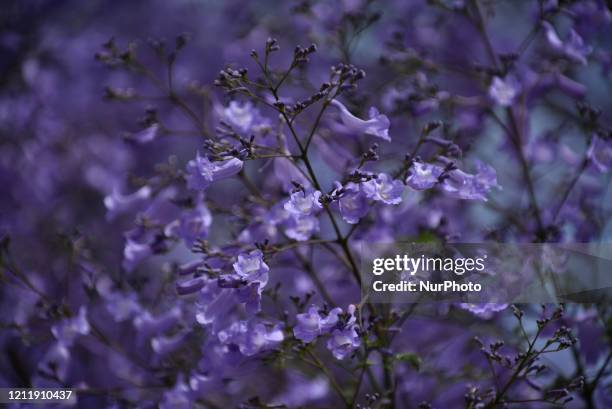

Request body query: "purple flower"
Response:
[326, 327, 360, 360]
[284, 213, 320, 241]
[123, 238, 152, 271]
[185, 152, 243, 190]
[553, 72, 587, 99]
[442, 161, 500, 201]
[406, 162, 444, 190]
[51, 307, 90, 347]
[165, 195, 212, 246]
[587, 135, 612, 172]
[326, 305, 360, 359]
[104, 292, 141, 322]
[542, 21, 592, 65]
[293, 305, 342, 343]
[489, 76, 521, 107]
[238, 218, 279, 244]
[37, 343, 71, 383]
[236, 282, 265, 314]
[337, 183, 370, 224]
[133, 306, 182, 338]
[219, 100, 269, 135]
[284, 189, 322, 215]
[195, 281, 236, 332]
[176, 259, 207, 276]
[218, 319, 284, 356]
[362, 173, 404, 205]
[240, 321, 284, 356]
[103, 185, 152, 221]
[228, 251, 269, 315]
[124, 123, 160, 144]
[330, 99, 391, 141]
[233, 250, 270, 286]
[176, 277, 207, 295]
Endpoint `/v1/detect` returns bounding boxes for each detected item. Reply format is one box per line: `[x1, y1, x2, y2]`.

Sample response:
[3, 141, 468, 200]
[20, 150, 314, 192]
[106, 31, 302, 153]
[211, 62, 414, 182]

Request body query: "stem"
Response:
[471, 0, 498, 68]
[306, 349, 350, 407]
[472, 0, 546, 238]
[506, 108, 546, 237]
[304, 100, 331, 151]
[591, 351, 612, 388]
[132, 60, 207, 137]
[281, 107, 363, 286]
[256, 54, 363, 287]
[274, 62, 297, 92]
[552, 157, 589, 222]
[349, 350, 371, 407]
[488, 327, 543, 407]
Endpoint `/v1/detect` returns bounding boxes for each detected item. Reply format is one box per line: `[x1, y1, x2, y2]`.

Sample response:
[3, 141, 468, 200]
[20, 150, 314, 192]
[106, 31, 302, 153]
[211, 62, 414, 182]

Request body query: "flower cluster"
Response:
[294, 305, 361, 359]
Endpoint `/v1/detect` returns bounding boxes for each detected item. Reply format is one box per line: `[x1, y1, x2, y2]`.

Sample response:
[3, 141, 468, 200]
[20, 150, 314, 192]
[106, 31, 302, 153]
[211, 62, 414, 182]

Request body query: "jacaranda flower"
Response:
[337, 183, 370, 224]
[406, 162, 444, 190]
[330, 99, 391, 141]
[51, 307, 90, 347]
[165, 195, 212, 246]
[325, 305, 360, 359]
[219, 100, 269, 135]
[489, 76, 521, 107]
[125, 123, 160, 144]
[233, 250, 269, 287]
[362, 173, 404, 205]
[104, 185, 152, 221]
[218, 318, 284, 356]
[284, 213, 320, 241]
[293, 305, 342, 343]
[442, 161, 500, 201]
[185, 152, 243, 190]
[284, 189, 323, 215]
[326, 327, 360, 360]
[542, 21, 592, 65]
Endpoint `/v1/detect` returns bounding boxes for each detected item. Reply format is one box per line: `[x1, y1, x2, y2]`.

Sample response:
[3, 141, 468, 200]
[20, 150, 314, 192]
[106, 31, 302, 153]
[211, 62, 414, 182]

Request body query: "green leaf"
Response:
[394, 352, 421, 371]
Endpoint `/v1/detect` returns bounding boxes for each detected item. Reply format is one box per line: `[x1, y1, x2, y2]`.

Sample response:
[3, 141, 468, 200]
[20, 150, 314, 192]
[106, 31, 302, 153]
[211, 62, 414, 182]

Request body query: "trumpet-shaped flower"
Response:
[441, 161, 500, 201]
[104, 185, 152, 220]
[330, 99, 391, 141]
[284, 189, 322, 215]
[406, 162, 444, 190]
[489, 76, 521, 107]
[185, 152, 243, 190]
[362, 173, 404, 205]
[233, 250, 269, 287]
[51, 307, 90, 347]
[542, 21, 592, 65]
[326, 327, 360, 360]
[293, 306, 342, 343]
[325, 305, 360, 359]
[284, 213, 320, 241]
[165, 195, 212, 246]
[337, 184, 369, 224]
[220, 100, 269, 135]
[218, 318, 284, 356]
